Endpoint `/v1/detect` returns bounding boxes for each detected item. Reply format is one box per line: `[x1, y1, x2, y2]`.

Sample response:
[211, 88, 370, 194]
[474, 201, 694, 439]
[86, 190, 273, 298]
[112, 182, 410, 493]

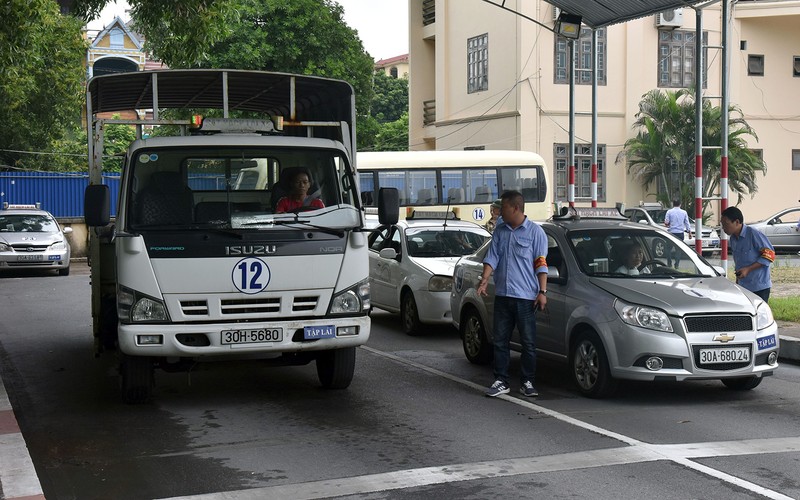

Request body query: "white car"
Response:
[624, 205, 720, 256]
[0, 204, 72, 275]
[368, 212, 491, 335]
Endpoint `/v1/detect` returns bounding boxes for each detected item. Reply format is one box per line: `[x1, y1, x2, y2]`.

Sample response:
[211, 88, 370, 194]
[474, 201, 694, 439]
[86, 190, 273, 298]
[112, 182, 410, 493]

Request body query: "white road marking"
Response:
[160, 346, 799, 500]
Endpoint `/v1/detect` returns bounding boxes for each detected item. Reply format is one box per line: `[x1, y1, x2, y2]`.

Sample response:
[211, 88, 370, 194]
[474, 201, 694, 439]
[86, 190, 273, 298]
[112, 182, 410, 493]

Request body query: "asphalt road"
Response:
[1, 263, 800, 499]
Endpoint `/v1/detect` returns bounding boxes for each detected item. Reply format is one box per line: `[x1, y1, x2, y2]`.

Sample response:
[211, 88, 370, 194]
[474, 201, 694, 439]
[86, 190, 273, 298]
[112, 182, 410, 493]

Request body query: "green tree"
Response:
[618, 88, 766, 217]
[373, 112, 408, 152]
[0, 0, 86, 171]
[371, 72, 408, 123]
[130, 0, 375, 143]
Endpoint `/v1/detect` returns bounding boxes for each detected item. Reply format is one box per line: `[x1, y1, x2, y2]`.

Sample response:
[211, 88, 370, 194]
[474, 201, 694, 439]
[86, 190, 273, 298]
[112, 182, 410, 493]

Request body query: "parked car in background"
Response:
[369, 210, 491, 335]
[748, 206, 800, 251]
[451, 207, 779, 398]
[624, 203, 720, 256]
[0, 203, 71, 275]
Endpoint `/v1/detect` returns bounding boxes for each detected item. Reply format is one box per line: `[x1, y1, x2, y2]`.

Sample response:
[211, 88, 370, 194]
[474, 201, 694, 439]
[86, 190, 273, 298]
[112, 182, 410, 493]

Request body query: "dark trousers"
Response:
[492, 296, 537, 384]
[752, 288, 770, 303]
[667, 232, 684, 267]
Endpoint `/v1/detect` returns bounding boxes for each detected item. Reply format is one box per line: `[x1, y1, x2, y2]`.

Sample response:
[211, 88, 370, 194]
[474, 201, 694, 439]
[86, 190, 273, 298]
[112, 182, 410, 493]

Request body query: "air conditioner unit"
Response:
[552, 6, 561, 21]
[655, 8, 683, 28]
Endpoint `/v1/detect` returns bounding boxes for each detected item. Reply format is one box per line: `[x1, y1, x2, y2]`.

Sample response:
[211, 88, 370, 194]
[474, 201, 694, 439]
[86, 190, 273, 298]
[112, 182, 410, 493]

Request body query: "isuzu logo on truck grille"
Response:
[225, 245, 277, 256]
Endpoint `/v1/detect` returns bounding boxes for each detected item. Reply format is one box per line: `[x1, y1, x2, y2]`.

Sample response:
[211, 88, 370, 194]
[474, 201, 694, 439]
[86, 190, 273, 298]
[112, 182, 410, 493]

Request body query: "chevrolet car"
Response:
[451, 207, 779, 398]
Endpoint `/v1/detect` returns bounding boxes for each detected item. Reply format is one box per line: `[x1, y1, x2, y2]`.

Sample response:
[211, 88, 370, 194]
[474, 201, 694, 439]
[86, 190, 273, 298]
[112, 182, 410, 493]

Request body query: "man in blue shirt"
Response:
[664, 199, 691, 268]
[720, 206, 775, 302]
[476, 191, 549, 398]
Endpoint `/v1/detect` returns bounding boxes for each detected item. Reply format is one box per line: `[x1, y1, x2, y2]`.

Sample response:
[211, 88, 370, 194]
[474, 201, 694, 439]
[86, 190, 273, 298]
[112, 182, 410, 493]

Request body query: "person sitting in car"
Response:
[275, 170, 324, 213]
[614, 241, 650, 276]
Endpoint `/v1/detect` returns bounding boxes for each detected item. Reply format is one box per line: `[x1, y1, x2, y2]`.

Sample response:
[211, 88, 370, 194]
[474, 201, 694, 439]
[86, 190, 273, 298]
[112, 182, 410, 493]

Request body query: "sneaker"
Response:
[519, 380, 538, 397]
[485, 380, 510, 397]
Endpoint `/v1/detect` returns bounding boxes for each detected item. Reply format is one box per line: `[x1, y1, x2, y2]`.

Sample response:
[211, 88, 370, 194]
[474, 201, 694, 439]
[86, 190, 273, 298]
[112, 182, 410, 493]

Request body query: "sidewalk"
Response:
[0, 376, 44, 500]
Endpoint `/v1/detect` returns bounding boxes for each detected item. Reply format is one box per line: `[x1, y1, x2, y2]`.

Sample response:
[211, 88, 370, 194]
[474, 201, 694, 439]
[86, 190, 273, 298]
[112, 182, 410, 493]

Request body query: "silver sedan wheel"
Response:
[573, 339, 600, 391]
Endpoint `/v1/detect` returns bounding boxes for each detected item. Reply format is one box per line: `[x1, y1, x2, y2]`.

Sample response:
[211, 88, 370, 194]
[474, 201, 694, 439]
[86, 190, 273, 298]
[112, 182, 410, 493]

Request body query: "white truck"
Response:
[84, 70, 395, 403]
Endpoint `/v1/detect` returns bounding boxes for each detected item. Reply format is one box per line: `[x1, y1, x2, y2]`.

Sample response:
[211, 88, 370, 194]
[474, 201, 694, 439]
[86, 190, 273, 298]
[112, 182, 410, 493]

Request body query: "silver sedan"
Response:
[451, 209, 779, 398]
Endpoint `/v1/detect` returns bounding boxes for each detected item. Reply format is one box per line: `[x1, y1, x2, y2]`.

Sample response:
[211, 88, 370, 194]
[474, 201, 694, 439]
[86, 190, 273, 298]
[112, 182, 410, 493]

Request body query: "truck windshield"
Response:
[127, 147, 356, 230]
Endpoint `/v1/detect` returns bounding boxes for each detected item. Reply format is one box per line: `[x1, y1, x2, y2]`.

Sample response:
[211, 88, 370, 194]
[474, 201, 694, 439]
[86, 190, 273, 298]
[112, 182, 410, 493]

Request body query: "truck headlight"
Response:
[117, 286, 169, 323]
[756, 301, 774, 330]
[429, 275, 453, 292]
[330, 279, 369, 315]
[614, 300, 673, 332]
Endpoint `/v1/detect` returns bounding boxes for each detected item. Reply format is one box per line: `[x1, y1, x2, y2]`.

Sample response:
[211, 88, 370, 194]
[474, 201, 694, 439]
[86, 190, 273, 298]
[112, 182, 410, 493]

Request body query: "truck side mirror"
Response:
[378, 187, 399, 225]
[84, 184, 111, 227]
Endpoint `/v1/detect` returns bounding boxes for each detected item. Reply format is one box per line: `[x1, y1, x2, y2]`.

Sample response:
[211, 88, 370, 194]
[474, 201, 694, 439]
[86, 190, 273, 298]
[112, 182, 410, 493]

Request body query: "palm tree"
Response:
[618, 89, 766, 219]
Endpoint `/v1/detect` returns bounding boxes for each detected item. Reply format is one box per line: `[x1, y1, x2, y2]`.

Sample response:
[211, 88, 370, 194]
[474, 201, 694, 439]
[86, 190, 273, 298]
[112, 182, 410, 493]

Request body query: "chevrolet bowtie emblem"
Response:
[713, 334, 735, 343]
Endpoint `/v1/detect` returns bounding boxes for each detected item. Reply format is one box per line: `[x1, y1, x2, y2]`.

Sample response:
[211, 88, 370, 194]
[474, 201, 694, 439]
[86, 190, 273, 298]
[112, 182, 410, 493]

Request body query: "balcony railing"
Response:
[422, 0, 435, 26]
[423, 99, 436, 125]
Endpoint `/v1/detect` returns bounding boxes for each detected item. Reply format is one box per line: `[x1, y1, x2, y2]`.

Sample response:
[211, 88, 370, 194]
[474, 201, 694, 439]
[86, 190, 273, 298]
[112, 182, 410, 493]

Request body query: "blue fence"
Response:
[0, 171, 121, 218]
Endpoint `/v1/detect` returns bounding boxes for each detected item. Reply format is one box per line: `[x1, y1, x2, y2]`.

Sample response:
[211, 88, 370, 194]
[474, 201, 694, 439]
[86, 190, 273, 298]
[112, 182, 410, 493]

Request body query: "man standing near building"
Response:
[664, 199, 691, 268]
[476, 191, 548, 398]
[720, 206, 775, 302]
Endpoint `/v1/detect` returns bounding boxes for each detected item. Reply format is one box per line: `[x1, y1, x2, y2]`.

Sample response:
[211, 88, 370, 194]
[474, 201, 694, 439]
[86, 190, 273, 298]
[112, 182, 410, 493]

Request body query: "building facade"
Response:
[375, 54, 410, 78]
[408, 0, 800, 221]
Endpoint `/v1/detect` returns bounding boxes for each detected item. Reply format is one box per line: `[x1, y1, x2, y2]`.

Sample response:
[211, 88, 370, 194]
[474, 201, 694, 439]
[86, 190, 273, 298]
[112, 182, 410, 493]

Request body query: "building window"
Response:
[110, 28, 124, 49]
[554, 143, 606, 202]
[794, 56, 800, 77]
[657, 30, 707, 88]
[390, 67, 398, 78]
[555, 28, 606, 85]
[467, 33, 488, 93]
[793, 150, 800, 171]
[748, 55, 764, 76]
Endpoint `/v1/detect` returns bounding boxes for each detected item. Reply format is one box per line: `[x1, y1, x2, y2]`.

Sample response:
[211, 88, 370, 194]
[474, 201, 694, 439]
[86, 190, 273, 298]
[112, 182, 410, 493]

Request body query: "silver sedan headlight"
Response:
[0, 241, 11, 252]
[756, 301, 775, 330]
[49, 240, 67, 251]
[614, 299, 673, 332]
[428, 275, 453, 292]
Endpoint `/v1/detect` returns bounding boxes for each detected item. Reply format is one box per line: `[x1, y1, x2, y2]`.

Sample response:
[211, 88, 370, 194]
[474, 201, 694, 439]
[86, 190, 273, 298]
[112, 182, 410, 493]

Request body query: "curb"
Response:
[779, 335, 800, 363]
[0, 377, 44, 500]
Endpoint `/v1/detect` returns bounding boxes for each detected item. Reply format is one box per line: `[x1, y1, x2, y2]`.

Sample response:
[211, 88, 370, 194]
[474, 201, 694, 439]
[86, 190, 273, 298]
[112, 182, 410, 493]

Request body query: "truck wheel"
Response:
[722, 376, 762, 390]
[570, 331, 617, 398]
[317, 347, 356, 389]
[461, 307, 492, 365]
[120, 355, 154, 404]
[401, 291, 423, 336]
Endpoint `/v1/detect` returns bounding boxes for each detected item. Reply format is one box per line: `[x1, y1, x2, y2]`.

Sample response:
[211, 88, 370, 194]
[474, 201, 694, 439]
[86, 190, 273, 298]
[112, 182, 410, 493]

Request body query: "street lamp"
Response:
[555, 11, 583, 39]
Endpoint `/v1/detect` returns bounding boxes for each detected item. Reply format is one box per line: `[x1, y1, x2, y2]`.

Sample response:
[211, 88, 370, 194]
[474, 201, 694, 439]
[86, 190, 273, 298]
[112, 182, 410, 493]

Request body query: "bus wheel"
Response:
[120, 355, 154, 404]
[317, 347, 356, 389]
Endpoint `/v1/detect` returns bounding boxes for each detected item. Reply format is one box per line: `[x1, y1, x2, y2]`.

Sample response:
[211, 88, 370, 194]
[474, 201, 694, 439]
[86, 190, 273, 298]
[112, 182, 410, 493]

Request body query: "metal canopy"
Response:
[535, 1, 704, 28]
[87, 69, 354, 123]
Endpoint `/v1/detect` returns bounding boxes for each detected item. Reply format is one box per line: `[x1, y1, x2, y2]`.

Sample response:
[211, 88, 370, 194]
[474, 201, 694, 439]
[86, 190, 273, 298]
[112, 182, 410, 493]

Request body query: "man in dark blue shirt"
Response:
[720, 206, 775, 302]
[477, 191, 549, 398]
